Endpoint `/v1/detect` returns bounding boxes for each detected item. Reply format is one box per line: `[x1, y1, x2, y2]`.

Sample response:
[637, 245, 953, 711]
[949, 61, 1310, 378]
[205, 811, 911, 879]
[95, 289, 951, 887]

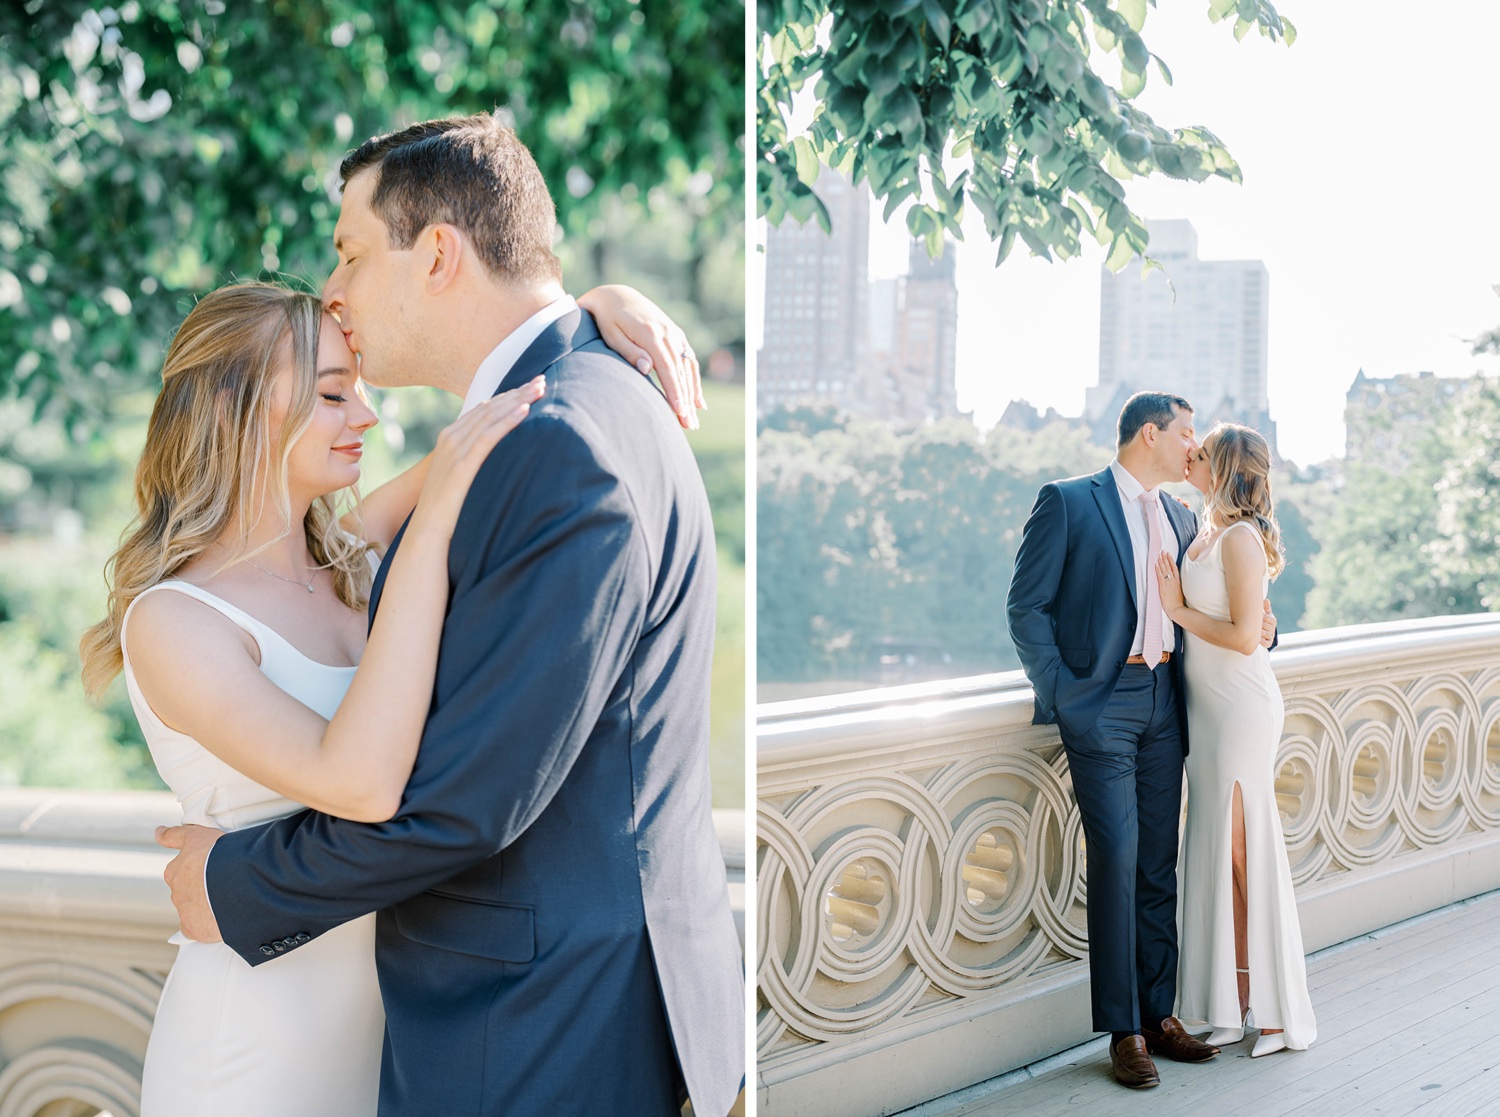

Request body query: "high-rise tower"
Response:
[758, 167, 869, 415]
[1090, 219, 1274, 450]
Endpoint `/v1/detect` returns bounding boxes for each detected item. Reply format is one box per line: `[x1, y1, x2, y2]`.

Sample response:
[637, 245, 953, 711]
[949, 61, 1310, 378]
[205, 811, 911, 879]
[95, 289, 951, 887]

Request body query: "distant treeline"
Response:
[757, 378, 1500, 692]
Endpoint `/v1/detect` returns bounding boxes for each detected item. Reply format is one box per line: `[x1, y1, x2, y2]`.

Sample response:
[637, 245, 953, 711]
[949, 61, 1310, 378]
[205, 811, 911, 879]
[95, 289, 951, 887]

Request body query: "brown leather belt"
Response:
[1126, 652, 1172, 665]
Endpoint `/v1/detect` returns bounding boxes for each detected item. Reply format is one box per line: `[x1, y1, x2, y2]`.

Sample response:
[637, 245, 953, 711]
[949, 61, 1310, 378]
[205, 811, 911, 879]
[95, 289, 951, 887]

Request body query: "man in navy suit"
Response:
[156, 116, 743, 1115]
[1007, 392, 1271, 1090]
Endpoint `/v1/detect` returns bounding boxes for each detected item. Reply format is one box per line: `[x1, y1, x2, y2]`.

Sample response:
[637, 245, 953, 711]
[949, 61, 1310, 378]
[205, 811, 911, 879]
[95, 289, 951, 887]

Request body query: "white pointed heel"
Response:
[1251, 1031, 1287, 1058]
[1207, 994, 1250, 1046]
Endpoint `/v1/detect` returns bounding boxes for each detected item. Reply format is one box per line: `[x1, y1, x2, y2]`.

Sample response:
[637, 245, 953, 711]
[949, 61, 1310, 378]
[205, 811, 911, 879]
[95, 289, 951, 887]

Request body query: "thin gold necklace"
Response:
[243, 557, 315, 593]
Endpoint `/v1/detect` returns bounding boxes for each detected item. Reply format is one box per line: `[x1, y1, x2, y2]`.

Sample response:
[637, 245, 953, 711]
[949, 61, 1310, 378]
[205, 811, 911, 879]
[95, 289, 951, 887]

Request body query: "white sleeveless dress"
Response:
[123, 581, 384, 1116]
[1175, 522, 1316, 1049]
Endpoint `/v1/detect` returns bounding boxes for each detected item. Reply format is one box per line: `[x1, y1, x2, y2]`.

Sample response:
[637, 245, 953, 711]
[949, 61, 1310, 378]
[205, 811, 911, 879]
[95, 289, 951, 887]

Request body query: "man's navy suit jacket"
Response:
[1006, 467, 1197, 746]
[205, 311, 744, 1116]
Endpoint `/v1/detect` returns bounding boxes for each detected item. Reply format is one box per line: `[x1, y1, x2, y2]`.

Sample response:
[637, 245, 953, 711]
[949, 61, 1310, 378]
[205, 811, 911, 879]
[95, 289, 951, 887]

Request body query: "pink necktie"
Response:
[1140, 491, 1164, 665]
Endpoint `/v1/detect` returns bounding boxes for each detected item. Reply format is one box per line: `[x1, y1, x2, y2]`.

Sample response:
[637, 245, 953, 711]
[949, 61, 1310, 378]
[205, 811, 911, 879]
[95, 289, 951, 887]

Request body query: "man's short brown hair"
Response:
[340, 114, 561, 285]
[1117, 391, 1193, 448]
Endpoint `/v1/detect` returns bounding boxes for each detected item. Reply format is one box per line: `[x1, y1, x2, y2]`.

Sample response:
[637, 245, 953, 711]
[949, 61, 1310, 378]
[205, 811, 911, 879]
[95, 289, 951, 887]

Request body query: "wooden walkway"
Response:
[900, 889, 1500, 1117]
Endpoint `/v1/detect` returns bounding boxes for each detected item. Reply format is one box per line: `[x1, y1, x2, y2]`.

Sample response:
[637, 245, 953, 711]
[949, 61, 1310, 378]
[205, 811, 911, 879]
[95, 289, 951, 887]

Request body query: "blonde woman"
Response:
[81, 280, 698, 1115]
[1155, 423, 1317, 1059]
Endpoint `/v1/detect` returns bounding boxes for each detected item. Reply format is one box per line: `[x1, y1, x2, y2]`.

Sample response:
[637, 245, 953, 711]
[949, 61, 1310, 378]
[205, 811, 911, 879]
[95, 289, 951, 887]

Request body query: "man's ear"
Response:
[424, 224, 465, 294]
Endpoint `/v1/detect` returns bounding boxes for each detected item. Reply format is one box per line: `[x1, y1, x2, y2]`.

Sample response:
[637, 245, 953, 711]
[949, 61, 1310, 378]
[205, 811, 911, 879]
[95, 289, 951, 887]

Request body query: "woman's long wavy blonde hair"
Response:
[81, 281, 374, 699]
[1201, 421, 1285, 580]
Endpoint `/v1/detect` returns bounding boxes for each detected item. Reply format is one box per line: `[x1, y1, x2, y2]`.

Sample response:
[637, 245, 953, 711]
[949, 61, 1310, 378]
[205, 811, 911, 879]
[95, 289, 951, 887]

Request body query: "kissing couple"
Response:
[1008, 391, 1317, 1089]
[82, 114, 743, 1115]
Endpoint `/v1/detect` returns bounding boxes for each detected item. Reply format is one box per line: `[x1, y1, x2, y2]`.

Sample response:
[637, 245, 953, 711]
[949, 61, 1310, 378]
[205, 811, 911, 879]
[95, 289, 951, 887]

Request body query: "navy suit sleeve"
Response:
[205, 412, 648, 964]
[1006, 482, 1067, 719]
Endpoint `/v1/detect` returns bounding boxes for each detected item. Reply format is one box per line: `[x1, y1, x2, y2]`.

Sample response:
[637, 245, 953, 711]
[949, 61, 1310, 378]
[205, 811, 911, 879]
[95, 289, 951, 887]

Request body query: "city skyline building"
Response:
[892, 240, 962, 422]
[1088, 218, 1277, 453]
[758, 166, 869, 416]
[759, 170, 963, 426]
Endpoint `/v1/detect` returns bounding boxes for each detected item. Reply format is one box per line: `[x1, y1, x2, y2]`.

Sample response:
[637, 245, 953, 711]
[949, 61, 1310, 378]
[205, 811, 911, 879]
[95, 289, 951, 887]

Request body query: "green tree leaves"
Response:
[758, 0, 1295, 268]
[1429, 377, 1500, 611]
[1, 0, 743, 420]
[756, 415, 1113, 684]
[1304, 378, 1500, 628]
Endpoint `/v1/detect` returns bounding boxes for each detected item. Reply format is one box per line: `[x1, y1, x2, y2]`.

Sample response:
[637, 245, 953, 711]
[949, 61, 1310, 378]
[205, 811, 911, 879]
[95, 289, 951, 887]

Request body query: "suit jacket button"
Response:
[273, 941, 287, 952]
[294, 932, 311, 943]
[259, 945, 275, 956]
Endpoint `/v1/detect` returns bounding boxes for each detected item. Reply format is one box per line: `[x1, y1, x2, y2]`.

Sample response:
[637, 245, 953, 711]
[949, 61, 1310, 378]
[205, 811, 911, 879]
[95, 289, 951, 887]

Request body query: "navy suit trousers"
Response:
[1059, 662, 1185, 1033]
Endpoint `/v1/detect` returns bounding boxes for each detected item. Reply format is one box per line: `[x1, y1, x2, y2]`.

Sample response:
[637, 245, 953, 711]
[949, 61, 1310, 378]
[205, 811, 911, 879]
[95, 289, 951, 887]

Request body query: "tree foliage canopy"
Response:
[1302, 377, 1500, 629]
[757, 415, 1114, 683]
[754, 413, 1335, 693]
[0, 0, 743, 418]
[757, 0, 1294, 262]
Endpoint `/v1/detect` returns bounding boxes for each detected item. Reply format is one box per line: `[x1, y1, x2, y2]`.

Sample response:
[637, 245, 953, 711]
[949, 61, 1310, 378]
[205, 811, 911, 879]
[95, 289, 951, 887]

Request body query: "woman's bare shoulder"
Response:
[1220, 521, 1269, 571]
[125, 585, 260, 668]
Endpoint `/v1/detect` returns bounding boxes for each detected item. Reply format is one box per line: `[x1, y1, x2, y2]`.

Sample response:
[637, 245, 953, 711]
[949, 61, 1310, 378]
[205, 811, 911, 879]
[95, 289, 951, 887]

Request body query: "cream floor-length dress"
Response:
[1176, 521, 1316, 1049]
[123, 581, 383, 1116]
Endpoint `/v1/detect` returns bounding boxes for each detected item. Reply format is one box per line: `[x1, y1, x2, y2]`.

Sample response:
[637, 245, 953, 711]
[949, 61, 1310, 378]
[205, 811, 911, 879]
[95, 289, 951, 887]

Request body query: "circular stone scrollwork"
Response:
[1272, 738, 1327, 844]
[1350, 741, 1389, 814]
[1420, 726, 1456, 795]
[1467, 710, 1500, 828]
[809, 825, 915, 981]
[1277, 699, 1340, 884]
[1403, 706, 1472, 846]
[943, 801, 1038, 946]
[962, 829, 1016, 914]
[1462, 676, 1500, 827]
[0, 1044, 140, 1117]
[756, 627, 1500, 1074]
[823, 857, 890, 948]
[1487, 718, 1500, 786]
[1274, 755, 1308, 824]
[757, 773, 946, 1042]
[1335, 722, 1403, 856]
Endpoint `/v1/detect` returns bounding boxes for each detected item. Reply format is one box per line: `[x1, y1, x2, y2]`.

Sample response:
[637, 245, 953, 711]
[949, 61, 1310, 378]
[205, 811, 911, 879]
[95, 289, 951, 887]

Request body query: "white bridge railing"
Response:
[0, 792, 745, 1117]
[755, 615, 1500, 1117]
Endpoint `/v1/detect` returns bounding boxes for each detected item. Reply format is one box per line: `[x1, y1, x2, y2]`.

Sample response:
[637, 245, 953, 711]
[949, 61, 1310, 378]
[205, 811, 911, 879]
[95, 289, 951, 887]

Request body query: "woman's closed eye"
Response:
[321, 392, 349, 404]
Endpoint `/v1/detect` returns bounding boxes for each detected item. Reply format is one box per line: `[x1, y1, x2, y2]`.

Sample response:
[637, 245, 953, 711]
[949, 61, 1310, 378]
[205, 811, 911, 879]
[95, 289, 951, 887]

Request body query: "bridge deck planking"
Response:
[1204, 973, 1500, 1117]
[1316, 1005, 1500, 1116]
[901, 888, 1500, 1117]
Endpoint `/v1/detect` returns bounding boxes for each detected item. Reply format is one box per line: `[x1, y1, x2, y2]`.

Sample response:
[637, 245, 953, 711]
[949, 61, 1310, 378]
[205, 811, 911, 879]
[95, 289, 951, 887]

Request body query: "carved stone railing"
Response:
[756, 615, 1500, 1117]
[0, 790, 745, 1117]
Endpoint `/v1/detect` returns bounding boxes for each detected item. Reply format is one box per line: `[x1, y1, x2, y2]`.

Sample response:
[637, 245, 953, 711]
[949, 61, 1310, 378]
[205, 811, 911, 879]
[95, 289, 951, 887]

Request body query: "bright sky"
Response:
[757, 2, 1500, 465]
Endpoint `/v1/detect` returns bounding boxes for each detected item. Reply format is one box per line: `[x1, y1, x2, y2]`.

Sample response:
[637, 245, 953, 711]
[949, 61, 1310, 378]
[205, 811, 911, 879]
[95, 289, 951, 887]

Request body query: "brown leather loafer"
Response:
[1143, 1016, 1220, 1063]
[1110, 1034, 1160, 1088]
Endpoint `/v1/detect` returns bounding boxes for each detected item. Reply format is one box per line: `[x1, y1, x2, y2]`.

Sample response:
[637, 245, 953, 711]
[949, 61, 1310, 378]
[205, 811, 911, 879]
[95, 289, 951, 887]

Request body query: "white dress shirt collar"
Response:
[459, 295, 578, 416]
[1109, 459, 1152, 501]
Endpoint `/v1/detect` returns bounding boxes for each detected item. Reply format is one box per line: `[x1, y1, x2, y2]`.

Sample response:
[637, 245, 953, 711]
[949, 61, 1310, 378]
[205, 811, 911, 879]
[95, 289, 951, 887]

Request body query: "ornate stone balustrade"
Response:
[756, 615, 1500, 1117]
[0, 790, 745, 1117]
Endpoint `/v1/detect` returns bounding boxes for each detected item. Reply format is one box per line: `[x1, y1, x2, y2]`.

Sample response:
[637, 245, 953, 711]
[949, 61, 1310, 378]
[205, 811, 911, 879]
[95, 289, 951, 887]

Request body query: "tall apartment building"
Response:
[893, 240, 961, 421]
[1088, 219, 1275, 452]
[759, 169, 963, 425]
[758, 167, 869, 415]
